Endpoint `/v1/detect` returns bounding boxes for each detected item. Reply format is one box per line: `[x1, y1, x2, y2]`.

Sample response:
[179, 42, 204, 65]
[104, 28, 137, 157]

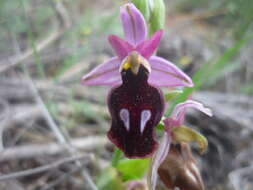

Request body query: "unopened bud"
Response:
[158, 143, 205, 190]
[132, 0, 150, 22]
[149, 0, 165, 35]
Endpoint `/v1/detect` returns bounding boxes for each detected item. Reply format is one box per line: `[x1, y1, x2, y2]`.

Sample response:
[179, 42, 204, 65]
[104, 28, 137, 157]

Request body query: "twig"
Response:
[1, 105, 41, 128]
[0, 30, 64, 74]
[0, 154, 90, 181]
[25, 76, 67, 144]
[40, 164, 84, 190]
[0, 180, 25, 190]
[52, 0, 71, 28]
[0, 99, 9, 150]
[6, 1, 98, 188]
[0, 79, 106, 106]
[0, 136, 107, 162]
[0, 0, 72, 74]
[23, 75, 99, 190]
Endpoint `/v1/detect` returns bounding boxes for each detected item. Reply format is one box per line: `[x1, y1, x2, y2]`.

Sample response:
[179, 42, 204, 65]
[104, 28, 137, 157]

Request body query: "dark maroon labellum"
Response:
[107, 58, 164, 158]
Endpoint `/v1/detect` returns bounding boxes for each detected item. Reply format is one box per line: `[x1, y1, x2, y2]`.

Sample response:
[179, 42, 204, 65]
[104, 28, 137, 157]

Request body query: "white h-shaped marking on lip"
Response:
[140, 110, 151, 133]
[119, 109, 130, 131]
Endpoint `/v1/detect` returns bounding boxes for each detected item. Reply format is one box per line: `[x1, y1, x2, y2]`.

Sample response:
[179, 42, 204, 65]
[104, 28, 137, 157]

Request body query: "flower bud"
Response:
[132, 0, 150, 22]
[158, 143, 205, 190]
[149, 0, 165, 35]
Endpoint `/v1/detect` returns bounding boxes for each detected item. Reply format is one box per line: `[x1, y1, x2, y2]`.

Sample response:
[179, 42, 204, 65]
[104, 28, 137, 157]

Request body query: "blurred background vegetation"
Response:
[0, 0, 253, 190]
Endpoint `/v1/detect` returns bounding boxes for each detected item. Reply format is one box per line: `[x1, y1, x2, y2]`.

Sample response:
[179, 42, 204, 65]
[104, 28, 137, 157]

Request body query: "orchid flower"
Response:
[81, 3, 193, 159]
[107, 52, 165, 158]
[81, 3, 193, 87]
[149, 100, 212, 190]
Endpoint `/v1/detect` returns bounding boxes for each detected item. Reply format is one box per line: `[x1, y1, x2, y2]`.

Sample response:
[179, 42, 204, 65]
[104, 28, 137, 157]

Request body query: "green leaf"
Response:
[241, 81, 253, 95]
[116, 158, 151, 181]
[165, 90, 183, 102]
[111, 148, 123, 167]
[96, 167, 124, 190]
[132, 0, 150, 22]
[149, 0, 165, 35]
[156, 122, 165, 131]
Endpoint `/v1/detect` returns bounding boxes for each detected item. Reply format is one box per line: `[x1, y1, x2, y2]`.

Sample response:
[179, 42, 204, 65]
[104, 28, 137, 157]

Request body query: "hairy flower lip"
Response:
[107, 64, 165, 158]
[108, 132, 158, 159]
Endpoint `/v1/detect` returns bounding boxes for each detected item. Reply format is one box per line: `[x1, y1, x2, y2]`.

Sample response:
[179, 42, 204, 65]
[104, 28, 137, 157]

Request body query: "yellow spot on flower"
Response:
[123, 61, 131, 70]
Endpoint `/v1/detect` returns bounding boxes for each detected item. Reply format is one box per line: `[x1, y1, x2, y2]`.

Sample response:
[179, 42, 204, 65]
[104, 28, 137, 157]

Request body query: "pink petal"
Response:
[127, 180, 145, 190]
[120, 3, 147, 45]
[137, 30, 163, 59]
[171, 100, 213, 125]
[148, 56, 194, 87]
[149, 132, 171, 190]
[163, 117, 180, 130]
[108, 35, 133, 59]
[81, 57, 122, 86]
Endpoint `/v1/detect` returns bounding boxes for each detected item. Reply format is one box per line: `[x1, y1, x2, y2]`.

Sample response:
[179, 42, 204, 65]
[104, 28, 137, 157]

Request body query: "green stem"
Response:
[111, 148, 122, 167]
